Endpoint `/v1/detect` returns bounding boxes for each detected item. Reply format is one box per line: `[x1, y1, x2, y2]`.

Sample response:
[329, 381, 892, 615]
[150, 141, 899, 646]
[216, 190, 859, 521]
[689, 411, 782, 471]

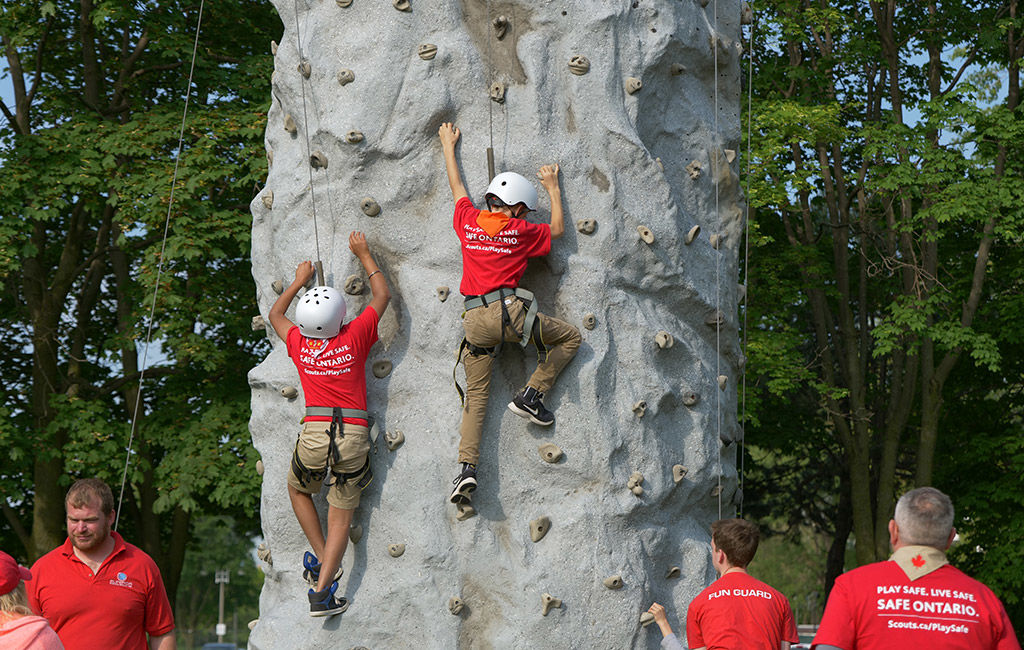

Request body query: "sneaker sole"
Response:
[507, 402, 554, 427]
[449, 482, 477, 505]
[303, 567, 344, 588]
[310, 601, 349, 617]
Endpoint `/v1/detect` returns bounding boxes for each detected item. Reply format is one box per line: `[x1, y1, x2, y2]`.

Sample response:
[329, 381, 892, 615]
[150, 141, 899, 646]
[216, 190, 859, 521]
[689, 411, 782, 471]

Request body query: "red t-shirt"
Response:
[286, 305, 379, 423]
[453, 196, 551, 296]
[27, 532, 175, 650]
[813, 560, 1020, 650]
[686, 571, 798, 650]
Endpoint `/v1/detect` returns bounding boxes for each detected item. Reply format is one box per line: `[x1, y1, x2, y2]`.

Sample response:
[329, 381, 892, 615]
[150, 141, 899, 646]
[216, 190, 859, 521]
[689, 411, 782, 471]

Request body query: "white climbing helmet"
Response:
[485, 172, 538, 212]
[296, 286, 346, 339]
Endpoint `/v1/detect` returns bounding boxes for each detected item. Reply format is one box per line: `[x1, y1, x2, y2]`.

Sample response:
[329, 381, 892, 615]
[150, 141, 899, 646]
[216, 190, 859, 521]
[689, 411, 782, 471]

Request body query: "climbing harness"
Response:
[452, 288, 546, 406]
[291, 406, 374, 490]
[115, 0, 206, 530]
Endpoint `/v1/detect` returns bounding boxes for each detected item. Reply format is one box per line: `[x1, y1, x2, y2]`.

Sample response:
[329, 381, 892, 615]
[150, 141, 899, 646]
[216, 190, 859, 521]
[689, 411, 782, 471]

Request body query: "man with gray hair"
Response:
[813, 487, 1019, 650]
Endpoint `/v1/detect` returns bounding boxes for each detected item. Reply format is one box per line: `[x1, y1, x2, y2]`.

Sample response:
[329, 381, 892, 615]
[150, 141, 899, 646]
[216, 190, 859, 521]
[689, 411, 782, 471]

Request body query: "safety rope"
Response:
[485, 0, 496, 179]
[713, 0, 723, 522]
[115, 0, 206, 529]
[738, 3, 755, 518]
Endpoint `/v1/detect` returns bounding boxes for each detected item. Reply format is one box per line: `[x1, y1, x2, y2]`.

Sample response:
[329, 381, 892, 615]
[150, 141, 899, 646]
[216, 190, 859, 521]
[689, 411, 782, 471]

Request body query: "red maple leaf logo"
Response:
[912, 554, 926, 568]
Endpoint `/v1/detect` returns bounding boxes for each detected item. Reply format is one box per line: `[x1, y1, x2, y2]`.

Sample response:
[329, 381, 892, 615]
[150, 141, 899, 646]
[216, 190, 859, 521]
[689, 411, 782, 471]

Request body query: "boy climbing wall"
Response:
[268, 232, 390, 617]
[438, 121, 581, 506]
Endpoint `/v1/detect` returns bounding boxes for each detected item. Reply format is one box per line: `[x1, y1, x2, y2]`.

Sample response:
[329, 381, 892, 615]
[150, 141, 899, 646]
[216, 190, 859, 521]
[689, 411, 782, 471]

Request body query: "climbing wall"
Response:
[248, 0, 745, 647]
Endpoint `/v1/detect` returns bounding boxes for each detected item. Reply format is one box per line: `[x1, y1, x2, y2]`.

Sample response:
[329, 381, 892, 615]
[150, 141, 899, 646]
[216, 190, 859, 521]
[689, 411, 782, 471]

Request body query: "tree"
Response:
[0, 0, 279, 604]
[743, 0, 1024, 579]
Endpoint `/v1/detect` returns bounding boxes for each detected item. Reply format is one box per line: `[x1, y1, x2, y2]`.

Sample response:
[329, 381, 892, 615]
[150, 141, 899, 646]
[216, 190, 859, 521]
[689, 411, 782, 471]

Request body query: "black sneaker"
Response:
[508, 387, 555, 426]
[308, 581, 349, 617]
[302, 551, 343, 587]
[449, 463, 477, 504]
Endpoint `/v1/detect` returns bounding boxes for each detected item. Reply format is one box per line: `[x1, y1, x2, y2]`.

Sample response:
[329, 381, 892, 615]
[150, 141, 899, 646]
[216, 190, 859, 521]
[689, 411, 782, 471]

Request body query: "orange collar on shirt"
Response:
[477, 210, 511, 236]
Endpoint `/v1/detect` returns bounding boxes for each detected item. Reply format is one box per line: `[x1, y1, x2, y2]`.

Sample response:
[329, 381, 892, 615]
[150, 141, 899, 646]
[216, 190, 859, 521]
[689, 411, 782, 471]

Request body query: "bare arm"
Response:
[647, 602, 676, 640]
[537, 163, 563, 239]
[148, 631, 176, 650]
[438, 122, 469, 202]
[269, 261, 315, 340]
[781, 643, 791, 650]
[349, 231, 390, 319]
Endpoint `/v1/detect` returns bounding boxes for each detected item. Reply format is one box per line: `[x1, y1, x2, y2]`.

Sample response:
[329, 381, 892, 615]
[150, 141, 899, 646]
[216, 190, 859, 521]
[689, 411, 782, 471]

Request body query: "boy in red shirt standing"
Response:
[268, 231, 390, 617]
[438, 122, 581, 505]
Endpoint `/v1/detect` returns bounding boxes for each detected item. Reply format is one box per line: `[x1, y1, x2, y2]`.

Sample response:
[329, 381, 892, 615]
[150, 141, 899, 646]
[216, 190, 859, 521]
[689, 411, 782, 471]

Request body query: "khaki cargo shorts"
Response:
[287, 420, 371, 509]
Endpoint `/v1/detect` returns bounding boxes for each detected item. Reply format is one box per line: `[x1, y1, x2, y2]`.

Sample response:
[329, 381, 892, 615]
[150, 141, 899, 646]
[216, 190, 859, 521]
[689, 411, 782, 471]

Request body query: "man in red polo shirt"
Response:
[813, 487, 1019, 650]
[647, 518, 797, 650]
[438, 121, 581, 506]
[27, 478, 175, 650]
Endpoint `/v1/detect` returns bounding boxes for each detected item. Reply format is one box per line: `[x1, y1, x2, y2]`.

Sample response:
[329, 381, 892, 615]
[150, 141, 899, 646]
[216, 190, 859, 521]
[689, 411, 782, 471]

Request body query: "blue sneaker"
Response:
[302, 551, 342, 587]
[308, 581, 348, 617]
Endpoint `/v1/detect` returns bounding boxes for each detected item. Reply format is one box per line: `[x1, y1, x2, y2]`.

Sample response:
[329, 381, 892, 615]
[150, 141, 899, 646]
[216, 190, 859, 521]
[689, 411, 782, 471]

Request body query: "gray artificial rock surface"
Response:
[248, 1, 743, 647]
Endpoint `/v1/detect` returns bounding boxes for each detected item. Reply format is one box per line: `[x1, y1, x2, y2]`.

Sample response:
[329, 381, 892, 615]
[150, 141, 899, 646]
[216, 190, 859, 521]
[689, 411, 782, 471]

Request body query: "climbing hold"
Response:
[266, 149, 273, 167]
[637, 225, 655, 244]
[682, 391, 700, 407]
[654, 331, 674, 349]
[718, 375, 728, 390]
[568, 55, 590, 75]
[632, 400, 647, 417]
[625, 77, 643, 94]
[698, 0, 710, 7]
[737, 283, 747, 304]
[360, 197, 381, 217]
[448, 597, 465, 615]
[270, 40, 278, 55]
[373, 360, 393, 378]
[456, 502, 477, 521]
[388, 543, 405, 557]
[530, 516, 551, 542]
[310, 151, 328, 170]
[710, 233, 722, 249]
[257, 542, 272, 565]
[251, 315, 266, 331]
[622, 470, 638, 491]
[256, 459, 264, 476]
[345, 130, 364, 144]
[349, 524, 363, 544]
[741, 2, 753, 24]
[631, 485, 644, 496]
[670, 62, 686, 76]
[541, 593, 562, 616]
[725, 149, 737, 163]
[337, 68, 355, 85]
[640, 612, 655, 627]
[248, 619, 258, 631]
[283, 114, 297, 135]
[598, 577, 622, 593]
[705, 310, 726, 327]
[538, 443, 563, 463]
[672, 464, 687, 484]
[489, 82, 506, 104]
[685, 224, 701, 245]
[336, 0, 352, 6]
[344, 275, 365, 295]
[393, 0, 410, 11]
[437, 286, 450, 302]
[582, 313, 596, 330]
[492, 15, 509, 39]
[711, 484, 723, 497]
[666, 566, 681, 579]
[384, 430, 405, 451]
[418, 44, 437, 60]
[281, 386, 298, 399]
[272, 280, 284, 295]
[261, 190, 274, 209]
[686, 159, 702, 179]
[576, 218, 596, 234]
[297, 60, 311, 79]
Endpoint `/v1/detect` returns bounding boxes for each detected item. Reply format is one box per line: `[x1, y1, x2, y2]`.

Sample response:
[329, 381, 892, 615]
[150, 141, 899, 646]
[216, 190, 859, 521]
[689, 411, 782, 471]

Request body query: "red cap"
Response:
[0, 550, 32, 595]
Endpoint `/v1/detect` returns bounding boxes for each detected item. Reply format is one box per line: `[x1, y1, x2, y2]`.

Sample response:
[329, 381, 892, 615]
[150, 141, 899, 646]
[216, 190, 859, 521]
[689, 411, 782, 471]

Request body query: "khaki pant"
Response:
[288, 421, 371, 509]
[458, 297, 580, 465]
